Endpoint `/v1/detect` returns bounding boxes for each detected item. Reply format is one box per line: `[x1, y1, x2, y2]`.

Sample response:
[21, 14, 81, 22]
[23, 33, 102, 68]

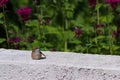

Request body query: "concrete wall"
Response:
[0, 48, 120, 80]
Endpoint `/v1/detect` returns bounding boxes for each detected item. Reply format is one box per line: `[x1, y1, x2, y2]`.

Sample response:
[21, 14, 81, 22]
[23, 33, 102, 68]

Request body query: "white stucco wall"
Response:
[0, 48, 120, 80]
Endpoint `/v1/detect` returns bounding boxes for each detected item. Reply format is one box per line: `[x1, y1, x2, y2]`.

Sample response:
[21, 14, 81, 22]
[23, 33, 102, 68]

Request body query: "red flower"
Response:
[110, 3, 118, 8]
[9, 37, 21, 43]
[104, 0, 120, 3]
[45, 19, 50, 25]
[74, 27, 82, 38]
[94, 24, 104, 34]
[88, 0, 96, 7]
[113, 28, 120, 37]
[0, 0, 8, 7]
[104, 0, 120, 8]
[17, 7, 32, 22]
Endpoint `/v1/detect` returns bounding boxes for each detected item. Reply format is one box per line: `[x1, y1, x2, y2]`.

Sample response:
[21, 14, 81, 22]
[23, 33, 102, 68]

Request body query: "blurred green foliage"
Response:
[0, 0, 120, 55]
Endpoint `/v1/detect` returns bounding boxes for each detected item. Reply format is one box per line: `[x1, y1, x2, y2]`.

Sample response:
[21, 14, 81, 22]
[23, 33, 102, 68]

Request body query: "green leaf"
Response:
[0, 20, 3, 24]
[66, 11, 73, 19]
[71, 15, 85, 26]
[75, 45, 86, 52]
[95, 3, 103, 10]
[64, 30, 74, 40]
[0, 13, 3, 18]
[0, 13, 4, 24]
[18, 0, 29, 7]
[45, 25, 61, 34]
[26, 20, 39, 27]
[100, 13, 114, 23]
[112, 45, 120, 51]
[31, 40, 40, 48]
[92, 36, 105, 43]
[0, 38, 6, 44]
[9, 24, 19, 33]
[69, 39, 81, 44]
[90, 48, 98, 54]
[102, 45, 109, 50]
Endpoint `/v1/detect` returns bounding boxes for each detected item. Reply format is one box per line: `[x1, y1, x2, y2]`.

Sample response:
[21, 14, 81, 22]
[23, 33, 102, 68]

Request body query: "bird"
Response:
[31, 48, 46, 60]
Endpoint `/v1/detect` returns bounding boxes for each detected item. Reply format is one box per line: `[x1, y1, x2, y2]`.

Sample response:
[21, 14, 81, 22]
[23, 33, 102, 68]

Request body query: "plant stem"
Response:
[3, 6, 9, 48]
[106, 9, 113, 55]
[64, 19, 68, 52]
[108, 24, 113, 55]
[40, 6, 45, 42]
[96, 0, 100, 54]
[96, 0, 100, 25]
[23, 21, 27, 42]
[108, 25, 113, 55]
[36, 5, 41, 40]
[22, 21, 25, 33]
[64, 40, 67, 51]
[87, 36, 89, 53]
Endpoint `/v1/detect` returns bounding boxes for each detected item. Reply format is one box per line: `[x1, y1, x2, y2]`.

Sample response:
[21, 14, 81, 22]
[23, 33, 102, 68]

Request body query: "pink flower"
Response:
[0, 0, 8, 7]
[17, 7, 32, 22]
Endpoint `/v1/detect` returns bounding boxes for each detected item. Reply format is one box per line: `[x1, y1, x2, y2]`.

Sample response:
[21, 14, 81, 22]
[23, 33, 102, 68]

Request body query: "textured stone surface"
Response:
[0, 48, 120, 80]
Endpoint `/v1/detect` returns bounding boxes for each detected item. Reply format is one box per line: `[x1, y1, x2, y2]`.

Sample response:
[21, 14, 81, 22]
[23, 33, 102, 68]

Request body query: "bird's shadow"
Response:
[33, 56, 46, 60]
[40, 56, 46, 59]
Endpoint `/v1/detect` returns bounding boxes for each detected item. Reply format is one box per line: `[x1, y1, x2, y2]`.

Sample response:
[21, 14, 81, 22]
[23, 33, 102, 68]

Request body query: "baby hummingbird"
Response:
[31, 48, 46, 60]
